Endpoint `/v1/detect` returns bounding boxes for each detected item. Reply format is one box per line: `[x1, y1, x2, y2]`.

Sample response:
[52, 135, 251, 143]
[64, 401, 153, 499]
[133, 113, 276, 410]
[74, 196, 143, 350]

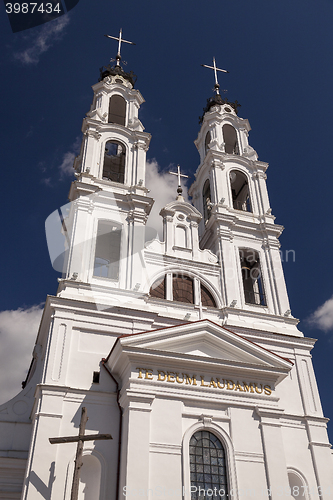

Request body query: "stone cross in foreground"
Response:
[49, 407, 112, 500]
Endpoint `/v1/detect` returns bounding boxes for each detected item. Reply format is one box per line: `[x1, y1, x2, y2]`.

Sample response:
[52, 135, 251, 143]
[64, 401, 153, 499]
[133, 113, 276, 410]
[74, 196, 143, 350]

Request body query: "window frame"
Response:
[149, 271, 219, 309]
[182, 421, 239, 500]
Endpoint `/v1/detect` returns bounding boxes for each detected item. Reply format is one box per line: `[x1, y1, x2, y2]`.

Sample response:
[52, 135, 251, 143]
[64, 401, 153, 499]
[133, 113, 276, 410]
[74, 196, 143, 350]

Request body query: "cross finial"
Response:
[104, 29, 135, 67]
[169, 165, 189, 200]
[201, 57, 229, 95]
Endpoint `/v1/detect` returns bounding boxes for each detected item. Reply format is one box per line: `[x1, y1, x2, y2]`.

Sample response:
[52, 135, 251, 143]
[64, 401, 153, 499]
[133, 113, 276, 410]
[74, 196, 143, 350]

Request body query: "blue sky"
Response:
[1, 0, 333, 438]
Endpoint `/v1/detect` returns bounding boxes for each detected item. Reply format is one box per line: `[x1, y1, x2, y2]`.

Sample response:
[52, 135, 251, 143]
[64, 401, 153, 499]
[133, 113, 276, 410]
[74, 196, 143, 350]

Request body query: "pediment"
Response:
[113, 320, 292, 372]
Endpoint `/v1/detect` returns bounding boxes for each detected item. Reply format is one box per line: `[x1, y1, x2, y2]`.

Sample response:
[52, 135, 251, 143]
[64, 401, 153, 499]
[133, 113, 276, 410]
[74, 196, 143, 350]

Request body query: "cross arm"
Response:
[49, 433, 112, 445]
[104, 35, 136, 45]
[201, 64, 229, 73]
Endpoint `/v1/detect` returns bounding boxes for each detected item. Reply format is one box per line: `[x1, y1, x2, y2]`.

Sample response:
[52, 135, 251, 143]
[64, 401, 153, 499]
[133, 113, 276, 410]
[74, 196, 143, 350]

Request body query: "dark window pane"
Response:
[150, 276, 166, 299]
[173, 274, 194, 303]
[189, 431, 228, 500]
[201, 284, 216, 307]
[108, 95, 126, 125]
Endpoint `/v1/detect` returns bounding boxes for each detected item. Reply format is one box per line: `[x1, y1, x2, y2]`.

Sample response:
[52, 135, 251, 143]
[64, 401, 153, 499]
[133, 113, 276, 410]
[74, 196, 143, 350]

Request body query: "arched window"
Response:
[190, 430, 228, 500]
[205, 131, 211, 155]
[150, 275, 166, 299]
[239, 249, 266, 306]
[229, 170, 251, 212]
[173, 274, 194, 303]
[108, 95, 126, 125]
[288, 470, 309, 500]
[103, 141, 126, 183]
[93, 221, 121, 280]
[202, 180, 212, 224]
[223, 124, 239, 155]
[201, 283, 216, 308]
[149, 274, 217, 308]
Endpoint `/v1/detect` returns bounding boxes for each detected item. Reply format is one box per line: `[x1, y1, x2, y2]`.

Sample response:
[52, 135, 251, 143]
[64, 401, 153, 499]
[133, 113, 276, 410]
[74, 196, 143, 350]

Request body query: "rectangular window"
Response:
[93, 221, 121, 280]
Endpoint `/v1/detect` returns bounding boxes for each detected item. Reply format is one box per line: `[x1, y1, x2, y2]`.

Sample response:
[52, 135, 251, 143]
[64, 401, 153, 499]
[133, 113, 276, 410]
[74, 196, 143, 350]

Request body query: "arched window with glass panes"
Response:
[149, 274, 217, 308]
[189, 430, 228, 500]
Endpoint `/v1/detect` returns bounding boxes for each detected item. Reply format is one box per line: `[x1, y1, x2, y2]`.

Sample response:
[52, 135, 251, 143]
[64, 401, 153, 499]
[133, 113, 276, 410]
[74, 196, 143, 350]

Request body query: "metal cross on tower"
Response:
[49, 407, 112, 500]
[104, 29, 135, 67]
[201, 57, 229, 95]
[169, 165, 189, 199]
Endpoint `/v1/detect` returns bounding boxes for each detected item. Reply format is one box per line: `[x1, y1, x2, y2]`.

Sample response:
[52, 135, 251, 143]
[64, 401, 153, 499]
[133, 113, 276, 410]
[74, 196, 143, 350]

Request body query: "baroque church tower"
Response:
[0, 41, 332, 500]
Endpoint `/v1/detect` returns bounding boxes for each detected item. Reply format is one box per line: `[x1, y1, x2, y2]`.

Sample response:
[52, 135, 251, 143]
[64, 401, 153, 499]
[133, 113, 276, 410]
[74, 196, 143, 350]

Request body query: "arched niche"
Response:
[79, 454, 101, 500]
[103, 140, 126, 184]
[229, 170, 251, 212]
[287, 469, 309, 500]
[108, 94, 126, 125]
[223, 124, 239, 154]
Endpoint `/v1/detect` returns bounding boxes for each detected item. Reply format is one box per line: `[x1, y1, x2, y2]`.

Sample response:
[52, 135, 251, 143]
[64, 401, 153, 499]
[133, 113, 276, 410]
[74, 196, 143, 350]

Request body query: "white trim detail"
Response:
[182, 420, 239, 500]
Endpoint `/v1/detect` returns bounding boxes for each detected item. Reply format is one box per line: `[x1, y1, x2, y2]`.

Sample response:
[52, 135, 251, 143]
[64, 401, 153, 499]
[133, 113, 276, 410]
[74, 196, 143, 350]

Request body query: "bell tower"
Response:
[189, 60, 294, 331]
[57, 32, 154, 303]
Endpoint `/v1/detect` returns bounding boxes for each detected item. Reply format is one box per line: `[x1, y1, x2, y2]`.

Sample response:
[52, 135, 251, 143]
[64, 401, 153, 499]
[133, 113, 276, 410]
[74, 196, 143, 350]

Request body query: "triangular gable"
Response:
[109, 319, 292, 371]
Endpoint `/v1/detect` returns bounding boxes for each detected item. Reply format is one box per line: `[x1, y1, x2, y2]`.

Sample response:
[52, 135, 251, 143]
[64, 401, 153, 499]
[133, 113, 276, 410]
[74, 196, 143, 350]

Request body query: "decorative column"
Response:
[118, 393, 154, 499]
[256, 407, 293, 500]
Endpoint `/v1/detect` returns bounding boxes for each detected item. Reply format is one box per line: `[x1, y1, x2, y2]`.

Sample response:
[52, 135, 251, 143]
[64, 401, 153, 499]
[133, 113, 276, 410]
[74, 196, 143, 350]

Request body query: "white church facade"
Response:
[0, 45, 332, 500]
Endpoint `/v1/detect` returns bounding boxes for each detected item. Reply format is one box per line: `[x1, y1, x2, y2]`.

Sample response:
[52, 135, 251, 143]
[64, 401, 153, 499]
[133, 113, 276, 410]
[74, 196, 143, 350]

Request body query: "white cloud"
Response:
[307, 295, 333, 332]
[14, 15, 70, 65]
[59, 151, 76, 176]
[59, 136, 81, 177]
[0, 305, 43, 405]
[145, 159, 189, 240]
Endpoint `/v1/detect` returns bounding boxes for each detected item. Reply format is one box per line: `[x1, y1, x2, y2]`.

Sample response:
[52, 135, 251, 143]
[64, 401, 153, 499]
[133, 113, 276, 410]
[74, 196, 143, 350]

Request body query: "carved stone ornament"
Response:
[199, 414, 213, 426]
[99, 64, 137, 88]
[199, 94, 241, 124]
[134, 140, 149, 151]
[85, 130, 101, 141]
